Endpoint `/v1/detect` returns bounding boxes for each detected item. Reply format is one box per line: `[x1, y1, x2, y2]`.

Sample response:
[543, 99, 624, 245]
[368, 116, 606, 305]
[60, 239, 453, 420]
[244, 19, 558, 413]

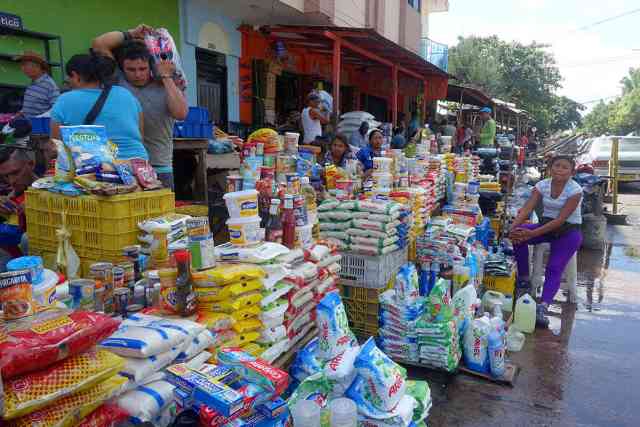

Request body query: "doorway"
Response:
[196, 48, 228, 129]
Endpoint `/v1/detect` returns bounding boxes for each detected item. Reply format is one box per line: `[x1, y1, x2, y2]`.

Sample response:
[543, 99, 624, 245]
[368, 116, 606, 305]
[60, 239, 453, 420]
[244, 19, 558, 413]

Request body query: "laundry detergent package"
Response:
[290, 337, 322, 382]
[217, 347, 289, 396]
[315, 292, 358, 361]
[352, 337, 407, 412]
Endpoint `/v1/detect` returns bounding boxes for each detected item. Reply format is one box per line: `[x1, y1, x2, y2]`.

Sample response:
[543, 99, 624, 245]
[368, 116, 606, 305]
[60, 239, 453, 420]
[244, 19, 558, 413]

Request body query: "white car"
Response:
[583, 136, 640, 181]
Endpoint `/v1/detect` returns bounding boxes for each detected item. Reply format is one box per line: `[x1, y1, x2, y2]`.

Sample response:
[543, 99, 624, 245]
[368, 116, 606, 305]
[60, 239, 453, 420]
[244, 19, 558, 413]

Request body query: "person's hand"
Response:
[128, 24, 153, 39]
[156, 59, 176, 78]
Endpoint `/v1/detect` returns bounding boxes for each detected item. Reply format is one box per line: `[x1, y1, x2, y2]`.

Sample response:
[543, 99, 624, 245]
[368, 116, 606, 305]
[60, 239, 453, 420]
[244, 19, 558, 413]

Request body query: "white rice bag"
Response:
[100, 325, 186, 358]
[258, 325, 287, 345]
[120, 346, 181, 383]
[315, 292, 357, 361]
[309, 245, 331, 262]
[317, 253, 341, 268]
[117, 380, 175, 423]
[260, 338, 291, 363]
[177, 329, 216, 362]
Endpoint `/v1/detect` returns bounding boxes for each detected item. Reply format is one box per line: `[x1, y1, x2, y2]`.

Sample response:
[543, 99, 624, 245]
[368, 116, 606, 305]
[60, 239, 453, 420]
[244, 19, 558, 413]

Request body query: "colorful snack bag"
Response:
[77, 403, 129, 427]
[315, 292, 357, 361]
[0, 270, 33, 320]
[59, 126, 116, 175]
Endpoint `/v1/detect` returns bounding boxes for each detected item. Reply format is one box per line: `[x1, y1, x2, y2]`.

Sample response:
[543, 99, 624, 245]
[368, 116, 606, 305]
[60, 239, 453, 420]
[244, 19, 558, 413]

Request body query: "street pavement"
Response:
[417, 189, 640, 427]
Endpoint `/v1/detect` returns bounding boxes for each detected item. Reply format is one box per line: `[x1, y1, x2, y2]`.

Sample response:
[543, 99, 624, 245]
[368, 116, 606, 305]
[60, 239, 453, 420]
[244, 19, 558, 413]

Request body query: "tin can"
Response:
[226, 175, 243, 193]
[94, 284, 105, 312]
[126, 304, 144, 317]
[123, 245, 142, 281]
[293, 195, 308, 226]
[260, 167, 275, 181]
[117, 262, 135, 286]
[113, 288, 130, 317]
[69, 279, 95, 310]
[89, 263, 113, 312]
[112, 267, 125, 289]
[286, 173, 300, 194]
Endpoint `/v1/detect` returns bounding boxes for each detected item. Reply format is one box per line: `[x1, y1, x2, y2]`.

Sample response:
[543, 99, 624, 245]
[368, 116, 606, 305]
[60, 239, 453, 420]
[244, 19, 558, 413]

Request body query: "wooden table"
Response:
[173, 138, 209, 204]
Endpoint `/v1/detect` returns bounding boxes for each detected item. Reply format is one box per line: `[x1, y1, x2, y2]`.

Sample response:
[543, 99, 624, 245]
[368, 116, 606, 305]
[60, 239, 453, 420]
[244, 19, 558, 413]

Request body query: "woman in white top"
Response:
[509, 155, 583, 327]
[301, 93, 329, 144]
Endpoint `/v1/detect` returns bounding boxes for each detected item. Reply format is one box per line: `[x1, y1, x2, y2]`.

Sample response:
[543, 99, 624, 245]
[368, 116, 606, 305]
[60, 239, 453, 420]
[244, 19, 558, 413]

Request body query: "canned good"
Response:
[69, 279, 95, 310]
[286, 173, 300, 194]
[260, 167, 275, 180]
[126, 304, 144, 317]
[113, 288, 130, 317]
[112, 267, 125, 289]
[94, 284, 105, 312]
[226, 175, 243, 193]
[293, 195, 308, 226]
[122, 245, 142, 281]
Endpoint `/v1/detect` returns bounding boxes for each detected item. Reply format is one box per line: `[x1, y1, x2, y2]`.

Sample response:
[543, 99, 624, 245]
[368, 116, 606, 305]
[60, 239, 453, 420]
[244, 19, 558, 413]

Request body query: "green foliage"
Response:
[581, 68, 640, 136]
[448, 36, 582, 133]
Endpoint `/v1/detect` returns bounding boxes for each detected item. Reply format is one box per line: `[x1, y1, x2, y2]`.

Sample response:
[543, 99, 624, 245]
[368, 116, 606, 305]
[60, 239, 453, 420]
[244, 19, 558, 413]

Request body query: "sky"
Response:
[428, 0, 640, 113]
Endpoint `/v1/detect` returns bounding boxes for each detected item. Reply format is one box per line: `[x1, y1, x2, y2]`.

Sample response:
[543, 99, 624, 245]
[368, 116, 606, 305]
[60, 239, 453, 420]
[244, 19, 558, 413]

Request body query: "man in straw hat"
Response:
[15, 50, 59, 117]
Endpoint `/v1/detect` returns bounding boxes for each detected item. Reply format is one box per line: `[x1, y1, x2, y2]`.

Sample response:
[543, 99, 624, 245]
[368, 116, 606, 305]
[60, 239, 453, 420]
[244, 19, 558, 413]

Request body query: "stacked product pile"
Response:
[290, 293, 432, 427]
[318, 199, 411, 255]
[0, 309, 123, 426]
[336, 111, 381, 139]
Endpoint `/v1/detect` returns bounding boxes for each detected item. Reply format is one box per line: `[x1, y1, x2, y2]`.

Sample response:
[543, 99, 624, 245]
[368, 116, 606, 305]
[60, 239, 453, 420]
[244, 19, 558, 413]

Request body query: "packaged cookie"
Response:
[0, 270, 34, 320]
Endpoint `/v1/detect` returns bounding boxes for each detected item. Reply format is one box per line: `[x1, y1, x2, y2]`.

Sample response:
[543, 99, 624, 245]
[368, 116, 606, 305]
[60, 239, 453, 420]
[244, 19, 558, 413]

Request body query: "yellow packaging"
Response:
[3, 349, 124, 419]
[198, 292, 262, 313]
[206, 264, 265, 286]
[192, 269, 217, 287]
[231, 305, 262, 322]
[217, 279, 263, 300]
[196, 312, 235, 331]
[194, 286, 224, 302]
[7, 375, 127, 427]
[224, 331, 260, 348]
[242, 343, 265, 358]
[232, 317, 263, 334]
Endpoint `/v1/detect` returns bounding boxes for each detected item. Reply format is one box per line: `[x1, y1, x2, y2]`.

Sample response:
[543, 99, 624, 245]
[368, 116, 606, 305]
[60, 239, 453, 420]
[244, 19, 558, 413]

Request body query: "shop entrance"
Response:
[196, 48, 228, 129]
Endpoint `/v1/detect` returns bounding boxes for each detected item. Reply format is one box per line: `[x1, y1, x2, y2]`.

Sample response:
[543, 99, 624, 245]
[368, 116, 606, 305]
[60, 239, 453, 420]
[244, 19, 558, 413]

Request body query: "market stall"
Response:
[0, 115, 532, 427]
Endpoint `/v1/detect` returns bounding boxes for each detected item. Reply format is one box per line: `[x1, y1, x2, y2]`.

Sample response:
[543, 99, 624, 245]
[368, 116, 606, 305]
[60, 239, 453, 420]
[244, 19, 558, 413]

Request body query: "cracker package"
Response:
[0, 270, 33, 320]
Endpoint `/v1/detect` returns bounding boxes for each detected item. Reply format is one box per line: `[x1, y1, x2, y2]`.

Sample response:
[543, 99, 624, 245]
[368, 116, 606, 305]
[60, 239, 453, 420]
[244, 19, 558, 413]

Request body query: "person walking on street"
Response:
[477, 106, 497, 147]
[92, 25, 188, 189]
[16, 51, 59, 117]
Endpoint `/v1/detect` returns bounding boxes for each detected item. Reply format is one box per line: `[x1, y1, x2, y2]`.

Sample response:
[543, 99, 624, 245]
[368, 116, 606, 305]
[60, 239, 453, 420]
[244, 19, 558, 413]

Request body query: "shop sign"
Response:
[0, 12, 23, 30]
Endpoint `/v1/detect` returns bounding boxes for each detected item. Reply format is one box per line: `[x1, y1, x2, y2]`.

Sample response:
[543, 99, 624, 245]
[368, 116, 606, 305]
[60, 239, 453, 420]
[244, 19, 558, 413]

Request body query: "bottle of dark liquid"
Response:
[282, 194, 296, 249]
[174, 249, 196, 316]
[265, 198, 283, 243]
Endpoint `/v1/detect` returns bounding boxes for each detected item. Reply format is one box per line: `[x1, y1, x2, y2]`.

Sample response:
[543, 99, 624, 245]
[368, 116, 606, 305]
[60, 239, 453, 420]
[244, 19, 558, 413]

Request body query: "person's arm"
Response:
[309, 108, 330, 125]
[156, 60, 188, 120]
[515, 193, 581, 243]
[510, 188, 542, 232]
[92, 24, 153, 58]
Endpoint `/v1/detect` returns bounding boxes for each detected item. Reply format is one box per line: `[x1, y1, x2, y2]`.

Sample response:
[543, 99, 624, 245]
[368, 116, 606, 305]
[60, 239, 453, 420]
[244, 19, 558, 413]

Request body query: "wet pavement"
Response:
[417, 191, 640, 427]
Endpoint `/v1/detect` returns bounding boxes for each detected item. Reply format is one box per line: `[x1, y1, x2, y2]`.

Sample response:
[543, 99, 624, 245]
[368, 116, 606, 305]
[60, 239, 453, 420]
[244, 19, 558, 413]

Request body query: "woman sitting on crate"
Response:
[49, 51, 149, 161]
[509, 154, 582, 328]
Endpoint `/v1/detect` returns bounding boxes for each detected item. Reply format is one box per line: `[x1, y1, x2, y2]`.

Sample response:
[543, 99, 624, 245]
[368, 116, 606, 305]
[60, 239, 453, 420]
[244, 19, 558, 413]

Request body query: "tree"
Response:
[448, 36, 581, 134]
[621, 67, 640, 95]
[582, 100, 612, 136]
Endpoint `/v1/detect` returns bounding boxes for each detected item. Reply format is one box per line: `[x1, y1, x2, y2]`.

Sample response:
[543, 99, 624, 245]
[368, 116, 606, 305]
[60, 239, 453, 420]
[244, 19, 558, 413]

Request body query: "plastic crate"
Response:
[339, 285, 386, 302]
[29, 117, 51, 135]
[483, 271, 516, 296]
[173, 122, 213, 138]
[25, 188, 174, 258]
[30, 248, 125, 278]
[490, 217, 502, 237]
[339, 248, 408, 289]
[186, 107, 211, 123]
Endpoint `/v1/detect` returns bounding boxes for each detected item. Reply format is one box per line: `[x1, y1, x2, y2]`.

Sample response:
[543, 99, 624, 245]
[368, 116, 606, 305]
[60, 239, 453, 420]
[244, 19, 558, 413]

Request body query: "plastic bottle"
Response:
[329, 398, 357, 427]
[282, 194, 296, 249]
[291, 400, 321, 427]
[514, 293, 536, 333]
[419, 263, 430, 296]
[488, 326, 506, 377]
[265, 199, 283, 243]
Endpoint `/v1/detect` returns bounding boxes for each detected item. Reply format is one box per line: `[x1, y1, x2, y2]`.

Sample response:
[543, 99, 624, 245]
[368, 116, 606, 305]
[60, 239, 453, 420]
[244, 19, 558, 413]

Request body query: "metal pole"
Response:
[611, 137, 620, 215]
[331, 37, 342, 120]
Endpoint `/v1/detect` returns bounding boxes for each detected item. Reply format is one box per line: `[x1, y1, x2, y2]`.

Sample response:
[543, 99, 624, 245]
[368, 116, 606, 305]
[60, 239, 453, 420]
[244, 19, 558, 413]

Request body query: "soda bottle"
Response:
[174, 249, 196, 316]
[282, 194, 296, 249]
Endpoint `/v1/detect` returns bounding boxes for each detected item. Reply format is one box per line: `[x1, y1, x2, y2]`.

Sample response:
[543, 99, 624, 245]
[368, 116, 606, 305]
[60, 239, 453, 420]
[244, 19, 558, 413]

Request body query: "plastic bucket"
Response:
[226, 216, 262, 246]
[223, 189, 259, 218]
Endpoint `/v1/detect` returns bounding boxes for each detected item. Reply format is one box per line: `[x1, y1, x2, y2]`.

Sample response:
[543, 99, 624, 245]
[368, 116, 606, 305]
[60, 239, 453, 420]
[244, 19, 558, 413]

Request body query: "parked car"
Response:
[579, 136, 640, 181]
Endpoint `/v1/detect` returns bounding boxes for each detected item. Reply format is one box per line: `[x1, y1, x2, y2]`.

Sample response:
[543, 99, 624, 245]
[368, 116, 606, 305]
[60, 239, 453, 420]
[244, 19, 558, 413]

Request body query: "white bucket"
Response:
[284, 132, 300, 153]
[226, 216, 262, 246]
[223, 189, 259, 218]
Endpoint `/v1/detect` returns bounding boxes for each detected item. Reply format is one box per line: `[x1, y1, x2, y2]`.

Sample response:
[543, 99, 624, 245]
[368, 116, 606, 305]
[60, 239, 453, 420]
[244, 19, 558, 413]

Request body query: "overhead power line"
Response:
[575, 7, 640, 31]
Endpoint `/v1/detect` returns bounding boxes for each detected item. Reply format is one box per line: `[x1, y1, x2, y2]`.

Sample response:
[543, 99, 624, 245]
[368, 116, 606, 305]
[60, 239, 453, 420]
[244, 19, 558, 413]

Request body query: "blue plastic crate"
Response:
[30, 117, 51, 135]
[173, 122, 213, 138]
[185, 107, 210, 123]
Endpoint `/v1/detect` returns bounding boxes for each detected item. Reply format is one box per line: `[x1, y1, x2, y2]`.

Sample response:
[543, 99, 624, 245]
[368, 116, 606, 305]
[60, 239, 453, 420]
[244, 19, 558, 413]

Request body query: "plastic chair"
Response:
[532, 243, 577, 303]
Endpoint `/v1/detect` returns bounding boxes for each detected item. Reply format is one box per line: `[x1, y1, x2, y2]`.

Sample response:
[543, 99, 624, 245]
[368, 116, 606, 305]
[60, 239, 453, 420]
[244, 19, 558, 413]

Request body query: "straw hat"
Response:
[14, 50, 49, 70]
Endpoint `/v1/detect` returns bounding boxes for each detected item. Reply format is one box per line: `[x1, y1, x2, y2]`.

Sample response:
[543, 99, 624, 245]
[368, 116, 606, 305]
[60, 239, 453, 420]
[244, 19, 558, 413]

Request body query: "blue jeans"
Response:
[157, 172, 175, 191]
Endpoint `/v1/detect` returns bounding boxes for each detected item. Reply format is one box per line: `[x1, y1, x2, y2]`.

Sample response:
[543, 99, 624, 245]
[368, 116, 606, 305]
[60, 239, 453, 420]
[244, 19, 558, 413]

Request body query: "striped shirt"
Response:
[21, 74, 59, 117]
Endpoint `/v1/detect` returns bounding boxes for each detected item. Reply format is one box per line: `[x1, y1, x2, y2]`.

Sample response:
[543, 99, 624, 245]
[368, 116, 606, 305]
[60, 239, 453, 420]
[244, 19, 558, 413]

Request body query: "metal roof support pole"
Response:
[332, 36, 342, 120]
[392, 65, 398, 125]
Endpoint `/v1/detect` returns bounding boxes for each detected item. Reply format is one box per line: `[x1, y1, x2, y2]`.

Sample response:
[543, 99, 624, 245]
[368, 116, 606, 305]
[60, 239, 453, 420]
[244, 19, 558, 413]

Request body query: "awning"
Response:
[446, 83, 492, 107]
[264, 25, 451, 80]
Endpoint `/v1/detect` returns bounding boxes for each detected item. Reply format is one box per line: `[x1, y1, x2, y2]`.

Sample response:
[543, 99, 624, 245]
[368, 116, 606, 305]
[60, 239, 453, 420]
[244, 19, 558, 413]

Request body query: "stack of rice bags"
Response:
[194, 264, 266, 357]
[378, 264, 425, 363]
[289, 293, 432, 427]
[415, 279, 461, 372]
[319, 199, 411, 256]
[257, 262, 293, 363]
[279, 249, 320, 349]
[306, 241, 342, 302]
[99, 314, 214, 425]
[0, 309, 124, 427]
[138, 213, 191, 256]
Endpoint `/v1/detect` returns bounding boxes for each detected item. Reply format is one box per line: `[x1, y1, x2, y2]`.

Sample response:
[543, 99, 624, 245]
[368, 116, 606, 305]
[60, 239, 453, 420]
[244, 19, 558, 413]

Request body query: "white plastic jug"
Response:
[482, 290, 504, 314]
[329, 398, 358, 427]
[292, 400, 321, 427]
[502, 294, 514, 315]
[514, 294, 536, 333]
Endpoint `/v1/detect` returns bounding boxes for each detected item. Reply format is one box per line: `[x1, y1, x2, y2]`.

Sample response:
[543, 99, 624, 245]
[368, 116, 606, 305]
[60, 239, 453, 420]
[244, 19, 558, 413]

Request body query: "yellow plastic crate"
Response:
[483, 271, 516, 296]
[490, 217, 502, 236]
[26, 188, 174, 258]
[339, 285, 386, 302]
[30, 248, 126, 278]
